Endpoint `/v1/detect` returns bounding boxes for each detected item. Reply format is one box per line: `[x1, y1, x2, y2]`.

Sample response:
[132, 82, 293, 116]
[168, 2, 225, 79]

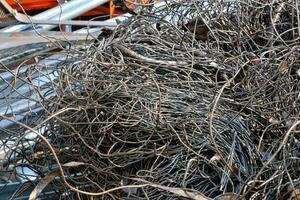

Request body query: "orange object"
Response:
[5, 0, 158, 18]
[6, 0, 58, 11]
[6, 0, 123, 17]
[109, 0, 160, 18]
[81, 6, 122, 17]
[109, 0, 115, 19]
[124, 0, 158, 10]
[124, 1, 136, 10]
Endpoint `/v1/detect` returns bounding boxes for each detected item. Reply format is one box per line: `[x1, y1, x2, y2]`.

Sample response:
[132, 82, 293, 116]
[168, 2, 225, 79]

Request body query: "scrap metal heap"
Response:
[1, 0, 300, 199]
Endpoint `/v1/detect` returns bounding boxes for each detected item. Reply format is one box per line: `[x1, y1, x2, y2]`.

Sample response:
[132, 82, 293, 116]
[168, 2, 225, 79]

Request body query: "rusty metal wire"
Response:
[1, 0, 300, 199]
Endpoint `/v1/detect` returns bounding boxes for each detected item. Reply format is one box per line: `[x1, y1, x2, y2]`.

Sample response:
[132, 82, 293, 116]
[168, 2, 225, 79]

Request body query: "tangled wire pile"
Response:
[1, 0, 300, 199]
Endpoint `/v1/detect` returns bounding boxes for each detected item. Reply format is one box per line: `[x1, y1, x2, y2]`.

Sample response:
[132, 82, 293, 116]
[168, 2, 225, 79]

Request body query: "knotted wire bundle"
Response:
[1, 0, 300, 199]
[38, 10, 259, 198]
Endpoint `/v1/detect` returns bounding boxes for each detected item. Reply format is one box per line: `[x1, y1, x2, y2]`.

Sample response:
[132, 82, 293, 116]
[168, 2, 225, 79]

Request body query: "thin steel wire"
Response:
[1, 0, 300, 199]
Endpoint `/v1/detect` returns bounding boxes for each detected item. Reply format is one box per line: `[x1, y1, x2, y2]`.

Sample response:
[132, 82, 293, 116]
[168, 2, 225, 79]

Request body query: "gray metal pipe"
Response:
[0, 0, 109, 32]
[74, 1, 167, 34]
[74, 13, 132, 34]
